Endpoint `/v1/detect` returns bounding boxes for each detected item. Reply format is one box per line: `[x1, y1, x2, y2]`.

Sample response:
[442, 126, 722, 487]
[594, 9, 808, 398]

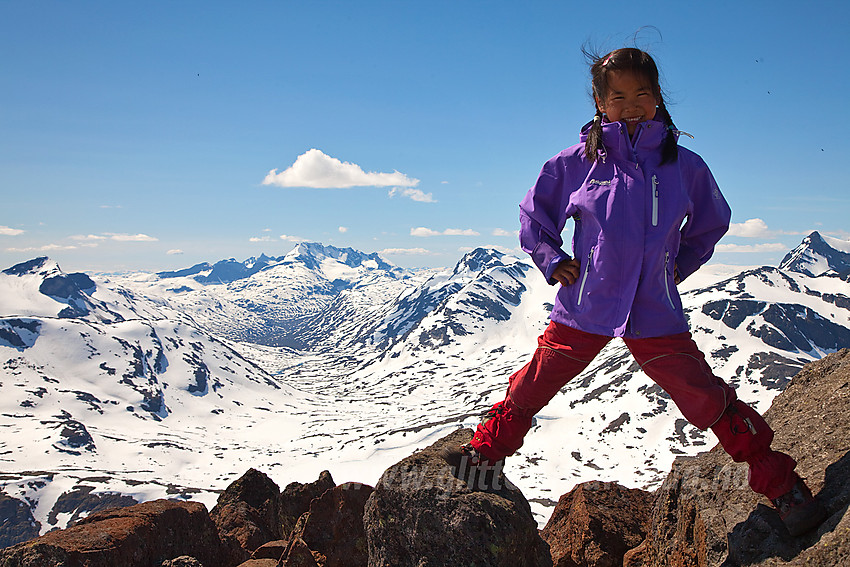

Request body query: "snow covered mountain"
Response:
[2, 234, 849, 539]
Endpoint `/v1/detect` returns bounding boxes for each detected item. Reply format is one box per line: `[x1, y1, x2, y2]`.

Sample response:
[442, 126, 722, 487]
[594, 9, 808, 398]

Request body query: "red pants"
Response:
[471, 321, 797, 499]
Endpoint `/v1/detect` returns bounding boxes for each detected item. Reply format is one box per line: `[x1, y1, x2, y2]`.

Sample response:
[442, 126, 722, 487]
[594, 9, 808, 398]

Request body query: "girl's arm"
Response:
[676, 156, 732, 281]
[518, 154, 576, 285]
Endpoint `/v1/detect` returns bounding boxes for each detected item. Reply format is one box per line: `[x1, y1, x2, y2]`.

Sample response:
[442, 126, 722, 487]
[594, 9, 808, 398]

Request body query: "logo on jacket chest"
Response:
[587, 179, 611, 186]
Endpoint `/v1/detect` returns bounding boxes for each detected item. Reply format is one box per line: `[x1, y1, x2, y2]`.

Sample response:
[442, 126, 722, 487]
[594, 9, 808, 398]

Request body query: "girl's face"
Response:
[595, 70, 660, 136]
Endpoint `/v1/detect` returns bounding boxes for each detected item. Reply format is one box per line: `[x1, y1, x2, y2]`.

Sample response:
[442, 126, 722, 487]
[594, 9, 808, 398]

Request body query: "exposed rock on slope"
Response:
[541, 481, 653, 567]
[363, 428, 552, 567]
[0, 500, 227, 567]
[626, 348, 850, 566]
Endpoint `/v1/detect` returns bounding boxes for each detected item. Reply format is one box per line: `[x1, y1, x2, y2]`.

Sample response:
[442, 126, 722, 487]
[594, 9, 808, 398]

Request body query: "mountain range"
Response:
[1, 231, 849, 542]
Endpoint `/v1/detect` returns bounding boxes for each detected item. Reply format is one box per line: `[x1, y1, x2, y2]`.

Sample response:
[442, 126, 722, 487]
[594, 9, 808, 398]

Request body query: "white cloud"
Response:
[263, 149, 419, 189]
[69, 234, 107, 241]
[280, 234, 306, 243]
[104, 233, 158, 242]
[0, 226, 24, 236]
[378, 247, 438, 256]
[388, 187, 436, 203]
[458, 245, 518, 255]
[167, 249, 184, 255]
[727, 218, 771, 238]
[338, 226, 348, 233]
[492, 228, 518, 237]
[411, 227, 480, 237]
[715, 242, 789, 253]
[250, 236, 274, 242]
[6, 244, 78, 252]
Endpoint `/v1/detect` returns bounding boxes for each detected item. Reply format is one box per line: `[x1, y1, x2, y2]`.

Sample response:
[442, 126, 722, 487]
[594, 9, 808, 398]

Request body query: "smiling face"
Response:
[595, 70, 660, 136]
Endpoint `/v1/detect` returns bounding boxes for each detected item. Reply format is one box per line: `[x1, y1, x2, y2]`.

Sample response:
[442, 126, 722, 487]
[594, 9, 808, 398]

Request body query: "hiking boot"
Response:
[770, 476, 827, 536]
[439, 443, 505, 491]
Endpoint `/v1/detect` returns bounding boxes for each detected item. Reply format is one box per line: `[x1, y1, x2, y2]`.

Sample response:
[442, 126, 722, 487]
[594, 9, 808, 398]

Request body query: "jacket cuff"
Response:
[675, 246, 702, 282]
[532, 241, 570, 285]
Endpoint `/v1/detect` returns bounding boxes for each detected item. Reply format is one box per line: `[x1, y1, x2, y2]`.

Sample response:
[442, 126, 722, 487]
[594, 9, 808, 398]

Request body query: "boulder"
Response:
[0, 499, 226, 567]
[364, 428, 552, 567]
[210, 468, 283, 563]
[291, 482, 373, 567]
[279, 537, 321, 567]
[250, 539, 288, 560]
[279, 470, 335, 538]
[541, 480, 653, 567]
[627, 348, 850, 566]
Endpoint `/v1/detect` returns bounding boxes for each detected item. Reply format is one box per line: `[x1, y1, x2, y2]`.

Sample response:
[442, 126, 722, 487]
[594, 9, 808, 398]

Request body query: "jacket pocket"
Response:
[663, 250, 676, 310]
[651, 174, 659, 227]
[576, 246, 595, 306]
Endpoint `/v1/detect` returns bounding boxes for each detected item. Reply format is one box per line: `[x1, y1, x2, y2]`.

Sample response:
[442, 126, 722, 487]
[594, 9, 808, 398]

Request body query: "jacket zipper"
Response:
[577, 247, 595, 306]
[664, 251, 675, 309]
[651, 175, 659, 227]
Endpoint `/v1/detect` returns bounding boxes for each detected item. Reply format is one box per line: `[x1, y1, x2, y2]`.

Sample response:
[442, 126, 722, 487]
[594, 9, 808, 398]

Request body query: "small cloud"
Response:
[716, 242, 788, 253]
[492, 228, 518, 237]
[69, 234, 107, 241]
[388, 187, 436, 203]
[410, 227, 479, 237]
[378, 247, 439, 256]
[263, 149, 419, 189]
[458, 245, 517, 255]
[6, 244, 78, 252]
[727, 218, 771, 238]
[280, 234, 306, 243]
[105, 233, 158, 242]
[99, 205, 123, 209]
[250, 236, 274, 242]
[338, 226, 348, 233]
[167, 249, 184, 255]
[0, 226, 24, 236]
[441, 181, 449, 184]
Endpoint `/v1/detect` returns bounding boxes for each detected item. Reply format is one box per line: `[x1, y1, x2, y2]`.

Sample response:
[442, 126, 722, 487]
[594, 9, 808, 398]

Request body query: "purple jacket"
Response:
[520, 117, 731, 338]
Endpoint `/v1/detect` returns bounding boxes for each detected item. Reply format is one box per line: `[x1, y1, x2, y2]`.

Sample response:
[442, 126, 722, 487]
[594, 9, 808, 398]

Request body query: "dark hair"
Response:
[582, 47, 678, 164]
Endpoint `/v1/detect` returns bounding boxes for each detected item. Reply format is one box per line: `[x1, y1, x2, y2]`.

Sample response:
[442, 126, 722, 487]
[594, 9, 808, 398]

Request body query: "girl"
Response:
[442, 47, 826, 537]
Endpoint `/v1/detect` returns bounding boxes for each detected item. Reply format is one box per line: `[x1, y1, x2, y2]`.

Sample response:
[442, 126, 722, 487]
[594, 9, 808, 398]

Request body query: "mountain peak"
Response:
[451, 247, 507, 276]
[779, 231, 850, 276]
[286, 242, 394, 272]
[2, 257, 62, 278]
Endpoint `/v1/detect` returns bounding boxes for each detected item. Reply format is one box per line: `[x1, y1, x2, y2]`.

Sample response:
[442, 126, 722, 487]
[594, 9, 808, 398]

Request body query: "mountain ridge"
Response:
[1, 231, 849, 540]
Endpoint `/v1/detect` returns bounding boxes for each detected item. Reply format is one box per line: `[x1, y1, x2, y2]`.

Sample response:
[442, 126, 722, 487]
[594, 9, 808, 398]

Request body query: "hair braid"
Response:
[585, 109, 605, 163]
[657, 100, 679, 164]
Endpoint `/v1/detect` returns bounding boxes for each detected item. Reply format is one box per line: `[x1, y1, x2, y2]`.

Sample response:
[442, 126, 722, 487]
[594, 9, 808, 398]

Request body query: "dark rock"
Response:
[250, 539, 287, 560]
[279, 537, 320, 567]
[0, 499, 227, 567]
[279, 470, 335, 539]
[161, 557, 204, 567]
[364, 428, 552, 567]
[290, 482, 373, 567]
[210, 468, 282, 563]
[541, 481, 653, 567]
[629, 348, 850, 566]
[0, 491, 41, 548]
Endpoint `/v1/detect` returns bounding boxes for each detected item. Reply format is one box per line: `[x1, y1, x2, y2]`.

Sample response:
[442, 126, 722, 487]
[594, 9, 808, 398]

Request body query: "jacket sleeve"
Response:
[676, 156, 731, 281]
[519, 155, 573, 285]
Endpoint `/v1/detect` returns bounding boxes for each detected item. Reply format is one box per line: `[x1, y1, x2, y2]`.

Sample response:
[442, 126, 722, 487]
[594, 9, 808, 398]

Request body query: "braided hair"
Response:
[583, 47, 678, 165]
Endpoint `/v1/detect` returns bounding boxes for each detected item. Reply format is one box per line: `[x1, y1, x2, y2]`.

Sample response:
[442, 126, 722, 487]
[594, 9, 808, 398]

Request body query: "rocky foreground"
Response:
[2, 349, 849, 567]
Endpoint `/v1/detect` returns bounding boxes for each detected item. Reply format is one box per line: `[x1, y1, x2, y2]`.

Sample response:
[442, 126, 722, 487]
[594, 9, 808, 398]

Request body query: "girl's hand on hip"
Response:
[553, 258, 581, 286]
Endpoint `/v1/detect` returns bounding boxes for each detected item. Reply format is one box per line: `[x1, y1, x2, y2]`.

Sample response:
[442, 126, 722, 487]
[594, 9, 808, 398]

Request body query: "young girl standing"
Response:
[442, 47, 826, 537]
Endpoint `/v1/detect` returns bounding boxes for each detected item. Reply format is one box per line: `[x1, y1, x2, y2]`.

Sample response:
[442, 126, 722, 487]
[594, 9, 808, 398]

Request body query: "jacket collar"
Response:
[580, 116, 674, 162]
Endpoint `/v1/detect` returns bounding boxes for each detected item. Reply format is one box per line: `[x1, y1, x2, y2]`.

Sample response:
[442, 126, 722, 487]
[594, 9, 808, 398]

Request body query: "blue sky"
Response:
[2, 1, 848, 273]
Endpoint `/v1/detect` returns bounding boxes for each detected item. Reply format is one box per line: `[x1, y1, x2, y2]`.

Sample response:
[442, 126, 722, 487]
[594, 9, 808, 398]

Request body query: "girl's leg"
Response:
[471, 321, 610, 460]
[624, 332, 797, 499]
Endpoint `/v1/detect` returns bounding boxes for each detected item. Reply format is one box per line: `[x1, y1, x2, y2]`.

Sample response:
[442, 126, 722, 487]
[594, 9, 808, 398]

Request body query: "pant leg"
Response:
[625, 332, 797, 499]
[471, 321, 610, 460]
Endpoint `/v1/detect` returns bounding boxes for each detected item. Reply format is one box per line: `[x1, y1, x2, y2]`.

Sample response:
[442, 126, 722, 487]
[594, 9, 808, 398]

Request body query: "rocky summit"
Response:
[1, 349, 849, 566]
